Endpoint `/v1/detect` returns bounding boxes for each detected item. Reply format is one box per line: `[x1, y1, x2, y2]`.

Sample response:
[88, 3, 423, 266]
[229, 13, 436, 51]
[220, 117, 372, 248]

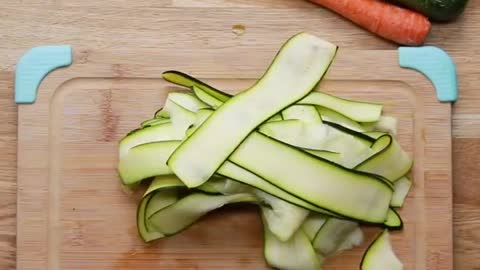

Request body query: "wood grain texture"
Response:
[0, 0, 479, 269]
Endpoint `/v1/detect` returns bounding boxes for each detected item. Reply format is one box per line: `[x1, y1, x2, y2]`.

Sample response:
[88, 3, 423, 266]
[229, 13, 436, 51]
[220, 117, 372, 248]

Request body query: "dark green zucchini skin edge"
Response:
[359, 230, 386, 270]
[384, 208, 404, 231]
[323, 121, 376, 143]
[153, 107, 164, 118]
[163, 70, 232, 100]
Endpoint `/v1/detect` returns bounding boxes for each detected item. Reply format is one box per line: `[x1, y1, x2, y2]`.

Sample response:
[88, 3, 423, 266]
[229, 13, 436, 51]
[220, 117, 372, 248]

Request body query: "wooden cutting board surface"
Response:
[17, 44, 452, 269]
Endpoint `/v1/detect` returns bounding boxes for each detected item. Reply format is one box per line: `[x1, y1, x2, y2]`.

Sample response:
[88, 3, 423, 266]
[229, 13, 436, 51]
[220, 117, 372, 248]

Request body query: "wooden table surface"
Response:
[1, 1, 479, 269]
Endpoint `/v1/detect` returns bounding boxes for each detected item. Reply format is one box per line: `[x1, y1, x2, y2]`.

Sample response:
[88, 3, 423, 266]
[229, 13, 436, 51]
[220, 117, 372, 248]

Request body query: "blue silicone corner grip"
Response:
[398, 46, 458, 102]
[15, 45, 72, 104]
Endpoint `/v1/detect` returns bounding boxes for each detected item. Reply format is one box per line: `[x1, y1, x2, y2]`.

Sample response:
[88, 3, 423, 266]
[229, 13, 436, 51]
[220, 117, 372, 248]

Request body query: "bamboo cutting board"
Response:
[16, 42, 453, 269]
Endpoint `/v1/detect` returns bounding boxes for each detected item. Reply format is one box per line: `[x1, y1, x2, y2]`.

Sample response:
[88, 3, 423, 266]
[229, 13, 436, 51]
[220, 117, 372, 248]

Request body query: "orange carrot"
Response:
[309, 0, 431, 45]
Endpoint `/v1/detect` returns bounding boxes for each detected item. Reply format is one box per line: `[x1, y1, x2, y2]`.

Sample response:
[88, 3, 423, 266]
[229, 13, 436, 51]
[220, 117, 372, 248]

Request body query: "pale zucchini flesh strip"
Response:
[185, 109, 214, 137]
[259, 120, 329, 150]
[282, 105, 322, 123]
[168, 33, 338, 188]
[313, 218, 359, 255]
[145, 189, 180, 219]
[192, 85, 224, 109]
[158, 98, 198, 132]
[361, 230, 403, 270]
[198, 177, 252, 195]
[148, 192, 258, 235]
[390, 177, 412, 207]
[119, 123, 183, 158]
[257, 190, 309, 241]
[118, 141, 179, 185]
[263, 221, 323, 270]
[229, 132, 392, 223]
[144, 175, 185, 197]
[355, 134, 413, 182]
[317, 106, 370, 132]
[138, 176, 185, 242]
[302, 214, 327, 241]
[137, 193, 166, 242]
[298, 91, 383, 122]
[166, 92, 210, 112]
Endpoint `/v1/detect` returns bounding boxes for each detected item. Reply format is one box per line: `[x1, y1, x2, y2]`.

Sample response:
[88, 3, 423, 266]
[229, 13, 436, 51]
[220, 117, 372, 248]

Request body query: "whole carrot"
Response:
[309, 0, 431, 45]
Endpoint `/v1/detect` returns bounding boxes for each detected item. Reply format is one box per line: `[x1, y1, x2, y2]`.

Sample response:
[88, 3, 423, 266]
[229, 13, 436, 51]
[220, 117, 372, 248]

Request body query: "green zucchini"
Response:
[141, 117, 170, 128]
[119, 123, 183, 158]
[229, 132, 392, 223]
[390, 0, 468, 22]
[257, 190, 309, 241]
[217, 161, 338, 216]
[323, 121, 376, 144]
[304, 149, 342, 163]
[163, 70, 232, 102]
[361, 230, 403, 270]
[391, 177, 412, 207]
[259, 120, 328, 150]
[355, 134, 413, 182]
[312, 218, 358, 255]
[185, 109, 214, 137]
[120, 101, 207, 158]
[156, 99, 197, 131]
[268, 114, 284, 123]
[137, 193, 166, 242]
[197, 177, 252, 195]
[164, 70, 383, 123]
[384, 208, 403, 230]
[120, 139, 336, 215]
[144, 175, 185, 197]
[298, 91, 383, 122]
[263, 221, 323, 270]
[258, 120, 374, 168]
[145, 189, 180, 219]
[302, 214, 327, 241]
[123, 131, 393, 221]
[138, 176, 185, 242]
[166, 92, 210, 112]
[192, 85, 224, 109]
[148, 192, 258, 236]
[168, 33, 338, 188]
[118, 141, 179, 185]
[317, 106, 370, 132]
[282, 105, 322, 123]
